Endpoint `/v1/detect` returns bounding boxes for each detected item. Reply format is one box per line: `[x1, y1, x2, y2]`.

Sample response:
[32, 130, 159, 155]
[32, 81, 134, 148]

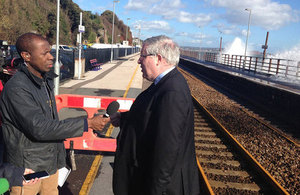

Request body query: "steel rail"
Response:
[192, 95, 289, 194]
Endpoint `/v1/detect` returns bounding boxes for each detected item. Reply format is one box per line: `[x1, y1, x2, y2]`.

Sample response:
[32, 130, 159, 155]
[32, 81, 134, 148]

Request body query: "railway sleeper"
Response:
[197, 143, 227, 149]
[195, 131, 217, 136]
[199, 158, 241, 167]
[209, 180, 261, 192]
[194, 118, 206, 122]
[205, 168, 250, 177]
[195, 137, 221, 142]
[198, 154, 235, 161]
[199, 150, 233, 157]
[194, 126, 213, 131]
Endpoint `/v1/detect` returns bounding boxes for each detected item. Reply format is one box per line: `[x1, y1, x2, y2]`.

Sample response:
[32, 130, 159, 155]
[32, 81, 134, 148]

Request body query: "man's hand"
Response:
[110, 112, 121, 127]
[22, 169, 40, 186]
[3, 68, 17, 75]
[87, 115, 110, 131]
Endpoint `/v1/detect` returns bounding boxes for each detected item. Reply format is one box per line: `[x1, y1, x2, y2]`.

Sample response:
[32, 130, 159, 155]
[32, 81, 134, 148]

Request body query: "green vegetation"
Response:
[0, 0, 132, 46]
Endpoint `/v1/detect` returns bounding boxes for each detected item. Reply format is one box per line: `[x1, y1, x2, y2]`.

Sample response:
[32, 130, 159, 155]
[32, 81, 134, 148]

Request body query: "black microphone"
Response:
[93, 101, 120, 138]
[104, 101, 120, 118]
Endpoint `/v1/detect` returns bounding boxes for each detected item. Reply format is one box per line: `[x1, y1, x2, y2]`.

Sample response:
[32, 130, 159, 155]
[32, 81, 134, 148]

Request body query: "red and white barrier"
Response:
[55, 94, 135, 152]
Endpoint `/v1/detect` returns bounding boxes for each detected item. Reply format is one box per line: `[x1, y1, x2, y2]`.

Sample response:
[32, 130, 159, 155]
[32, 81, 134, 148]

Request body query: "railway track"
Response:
[192, 96, 288, 195]
[180, 63, 299, 148]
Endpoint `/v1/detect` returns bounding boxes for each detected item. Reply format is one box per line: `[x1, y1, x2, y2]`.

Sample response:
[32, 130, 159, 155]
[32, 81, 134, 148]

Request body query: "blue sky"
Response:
[73, 0, 300, 54]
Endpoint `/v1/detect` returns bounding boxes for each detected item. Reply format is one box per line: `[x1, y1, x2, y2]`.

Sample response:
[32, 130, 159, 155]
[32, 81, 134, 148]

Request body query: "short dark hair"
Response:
[15, 33, 48, 57]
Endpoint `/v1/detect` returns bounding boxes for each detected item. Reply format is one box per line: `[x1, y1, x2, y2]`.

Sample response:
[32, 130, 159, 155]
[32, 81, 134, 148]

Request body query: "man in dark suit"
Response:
[111, 35, 200, 195]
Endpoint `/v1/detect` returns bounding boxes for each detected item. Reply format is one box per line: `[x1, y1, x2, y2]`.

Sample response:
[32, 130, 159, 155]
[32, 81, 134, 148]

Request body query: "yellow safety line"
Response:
[80, 59, 140, 195]
[79, 155, 103, 195]
[123, 63, 140, 98]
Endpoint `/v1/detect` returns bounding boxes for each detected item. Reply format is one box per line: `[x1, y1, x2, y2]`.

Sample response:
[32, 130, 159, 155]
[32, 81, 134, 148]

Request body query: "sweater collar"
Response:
[20, 63, 57, 88]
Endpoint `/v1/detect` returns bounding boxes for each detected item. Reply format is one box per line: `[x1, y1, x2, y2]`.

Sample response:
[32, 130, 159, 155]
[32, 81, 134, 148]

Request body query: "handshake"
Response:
[87, 101, 120, 131]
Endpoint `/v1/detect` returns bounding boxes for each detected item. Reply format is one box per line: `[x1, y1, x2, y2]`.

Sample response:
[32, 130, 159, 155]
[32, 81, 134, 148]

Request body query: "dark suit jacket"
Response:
[113, 68, 200, 195]
[0, 162, 24, 187]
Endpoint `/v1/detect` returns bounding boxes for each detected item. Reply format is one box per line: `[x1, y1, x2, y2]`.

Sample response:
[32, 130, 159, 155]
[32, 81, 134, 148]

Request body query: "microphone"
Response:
[0, 178, 9, 194]
[104, 101, 120, 118]
[93, 101, 120, 138]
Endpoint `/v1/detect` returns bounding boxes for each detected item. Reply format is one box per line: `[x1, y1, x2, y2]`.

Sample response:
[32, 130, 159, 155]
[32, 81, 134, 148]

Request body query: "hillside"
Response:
[0, 0, 132, 46]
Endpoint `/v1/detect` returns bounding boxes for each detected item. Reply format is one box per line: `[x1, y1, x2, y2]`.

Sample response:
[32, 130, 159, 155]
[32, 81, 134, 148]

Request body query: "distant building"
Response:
[132, 37, 141, 47]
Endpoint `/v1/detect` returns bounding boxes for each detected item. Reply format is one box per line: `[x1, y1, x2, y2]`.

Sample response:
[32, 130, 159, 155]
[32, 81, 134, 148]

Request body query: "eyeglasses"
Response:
[140, 53, 155, 58]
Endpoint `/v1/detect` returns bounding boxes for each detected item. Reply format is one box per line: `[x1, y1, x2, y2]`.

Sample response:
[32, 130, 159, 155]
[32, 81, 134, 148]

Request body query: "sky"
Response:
[72, 0, 300, 55]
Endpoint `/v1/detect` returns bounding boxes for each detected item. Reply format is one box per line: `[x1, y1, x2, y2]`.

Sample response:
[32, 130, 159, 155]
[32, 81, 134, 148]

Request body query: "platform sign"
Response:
[78, 25, 85, 33]
[123, 40, 129, 46]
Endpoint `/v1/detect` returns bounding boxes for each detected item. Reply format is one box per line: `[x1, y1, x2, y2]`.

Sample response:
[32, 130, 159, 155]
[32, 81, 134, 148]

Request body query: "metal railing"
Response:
[50, 47, 140, 80]
[180, 49, 300, 82]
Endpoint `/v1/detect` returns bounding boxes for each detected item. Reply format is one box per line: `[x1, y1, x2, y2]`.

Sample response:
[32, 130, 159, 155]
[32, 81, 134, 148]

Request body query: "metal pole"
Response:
[78, 12, 82, 79]
[244, 8, 252, 69]
[138, 25, 141, 46]
[198, 26, 202, 51]
[219, 36, 222, 52]
[125, 18, 130, 56]
[126, 18, 129, 42]
[263, 31, 269, 59]
[110, 0, 119, 62]
[218, 30, 223, 63]
[219, 36, 222, 63]
[54, 0, 60, 96]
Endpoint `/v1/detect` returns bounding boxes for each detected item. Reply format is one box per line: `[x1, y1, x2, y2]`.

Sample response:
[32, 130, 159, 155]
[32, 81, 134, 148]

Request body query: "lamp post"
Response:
[244, 8, 252, 69]
[218, 30, 223, 63]
[126, 18, 130, 43]
[137, 24, 141, 47]
[198, 26, 202, 51]
[110, 0, 119, 63]
[78, 12, 83, 80]
[125, 18, 130, 56]
[54, 0, 60, 96]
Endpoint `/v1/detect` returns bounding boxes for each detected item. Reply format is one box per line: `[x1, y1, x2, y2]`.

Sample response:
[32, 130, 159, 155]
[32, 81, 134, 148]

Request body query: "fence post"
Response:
[249, 56, 252, 70]
[268, 58, 272, 73]
[276, 59, 280, 75]
[285, 60, 289, 78]
[221, 54, 223, 64]
[235, 55, 237, 68]
[255, 57, 258, 73]
[227, 54, 230, 65]
[297, 62, 300, 79]
[214, 53, 216, 63]
[244, 56, 247, 70]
